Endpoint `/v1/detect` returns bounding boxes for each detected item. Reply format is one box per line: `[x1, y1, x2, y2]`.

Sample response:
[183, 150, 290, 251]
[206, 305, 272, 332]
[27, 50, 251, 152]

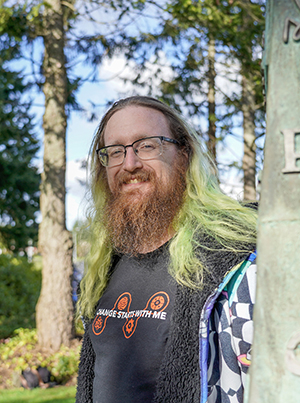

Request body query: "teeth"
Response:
[123, 178, 147, 184]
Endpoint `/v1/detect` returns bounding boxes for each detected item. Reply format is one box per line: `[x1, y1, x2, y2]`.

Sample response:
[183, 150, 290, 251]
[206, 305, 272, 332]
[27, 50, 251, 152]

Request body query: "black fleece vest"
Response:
[76, 241, 255, 403]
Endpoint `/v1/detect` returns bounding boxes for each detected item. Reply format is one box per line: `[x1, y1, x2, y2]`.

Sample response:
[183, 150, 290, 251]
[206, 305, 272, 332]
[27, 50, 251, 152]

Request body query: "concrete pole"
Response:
[246, 1, 300, 402]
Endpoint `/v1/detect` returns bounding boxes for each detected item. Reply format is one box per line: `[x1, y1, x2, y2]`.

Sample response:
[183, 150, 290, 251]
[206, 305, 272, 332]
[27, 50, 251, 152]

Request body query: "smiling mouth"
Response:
[118, 171, 152, 188]
[125, 178, 146, 184]
[122, 176, 151, 185]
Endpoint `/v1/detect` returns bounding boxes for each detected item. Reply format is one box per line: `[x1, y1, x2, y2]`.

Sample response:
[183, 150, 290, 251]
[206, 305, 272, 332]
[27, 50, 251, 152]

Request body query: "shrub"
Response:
[0, 328, 81, 387]
[0, 254, 41, 339]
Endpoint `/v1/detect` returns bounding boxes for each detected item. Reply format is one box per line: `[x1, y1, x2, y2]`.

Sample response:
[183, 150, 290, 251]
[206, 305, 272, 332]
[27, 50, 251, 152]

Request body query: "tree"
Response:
[0, 0, 75, 350]
[0, 11, 40, 251]
[218, 0, 265, 200]
[97, 0, 265, 195]
[165, 1, 265, 197]
[207, 35, 217, 160]
[238, 1, 265, 200]
[1, 0, 123, 350]
[35, 0, 74, 350]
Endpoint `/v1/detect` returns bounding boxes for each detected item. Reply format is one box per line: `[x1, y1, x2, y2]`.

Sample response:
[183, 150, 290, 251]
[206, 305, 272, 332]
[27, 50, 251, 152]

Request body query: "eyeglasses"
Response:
[96, 136, 180, 167]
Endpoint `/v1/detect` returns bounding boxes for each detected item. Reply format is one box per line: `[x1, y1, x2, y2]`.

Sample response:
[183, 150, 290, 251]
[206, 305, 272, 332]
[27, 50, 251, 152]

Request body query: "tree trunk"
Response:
[207, 35, 217, 164]
[36, 0, 74, 351]
[241, 72, 257, 201]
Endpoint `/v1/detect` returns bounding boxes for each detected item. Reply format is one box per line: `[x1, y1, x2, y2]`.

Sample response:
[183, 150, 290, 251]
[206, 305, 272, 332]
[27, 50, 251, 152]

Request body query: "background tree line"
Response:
[0, 0, 265, 350]
[0, 7, 40, 252]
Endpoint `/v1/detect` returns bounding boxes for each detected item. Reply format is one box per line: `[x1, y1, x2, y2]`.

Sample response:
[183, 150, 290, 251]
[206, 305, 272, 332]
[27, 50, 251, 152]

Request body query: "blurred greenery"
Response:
[0, 328, 81, 387]
[0, 254, 41, 339]
[0, 385, 76, 403]
[0, 254, 82, 388]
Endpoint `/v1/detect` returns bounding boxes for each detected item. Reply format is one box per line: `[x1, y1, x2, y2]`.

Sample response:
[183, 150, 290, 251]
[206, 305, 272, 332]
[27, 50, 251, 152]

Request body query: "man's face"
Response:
[103, 106, 181, 198]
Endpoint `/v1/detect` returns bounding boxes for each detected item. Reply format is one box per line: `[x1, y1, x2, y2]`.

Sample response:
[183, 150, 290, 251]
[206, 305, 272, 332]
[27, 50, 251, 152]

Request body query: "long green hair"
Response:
[78, 96, 257, 319]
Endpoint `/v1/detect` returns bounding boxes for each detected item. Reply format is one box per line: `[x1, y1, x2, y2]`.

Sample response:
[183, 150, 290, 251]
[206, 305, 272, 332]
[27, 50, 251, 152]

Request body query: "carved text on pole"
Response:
[283, 0, 300, 43]
[282, 129, 300, 173]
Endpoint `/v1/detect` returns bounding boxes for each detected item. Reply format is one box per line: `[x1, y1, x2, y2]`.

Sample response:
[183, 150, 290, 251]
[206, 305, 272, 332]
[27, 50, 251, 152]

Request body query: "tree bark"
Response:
[36, 0, 74, 351]
[241, 72, 257, 201]
[207, 35, 217, 164]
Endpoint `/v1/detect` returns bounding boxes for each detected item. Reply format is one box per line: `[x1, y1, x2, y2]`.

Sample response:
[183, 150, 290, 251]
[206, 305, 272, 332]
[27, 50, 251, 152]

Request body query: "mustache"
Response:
[115, 170, 155, 189]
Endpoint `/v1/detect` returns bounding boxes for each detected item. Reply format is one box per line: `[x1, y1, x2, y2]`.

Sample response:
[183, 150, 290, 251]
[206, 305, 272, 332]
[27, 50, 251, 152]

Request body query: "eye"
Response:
[108, 147, 124, 158]
[138, 140, 157, 151]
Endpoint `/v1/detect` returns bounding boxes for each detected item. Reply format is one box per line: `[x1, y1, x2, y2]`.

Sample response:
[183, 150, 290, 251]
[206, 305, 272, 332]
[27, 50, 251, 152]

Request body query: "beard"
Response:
[103, 158, 187, 256]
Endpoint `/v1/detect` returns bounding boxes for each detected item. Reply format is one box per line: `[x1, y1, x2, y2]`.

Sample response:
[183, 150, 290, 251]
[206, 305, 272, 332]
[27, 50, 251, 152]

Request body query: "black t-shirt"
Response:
[89, 244, 176, 403]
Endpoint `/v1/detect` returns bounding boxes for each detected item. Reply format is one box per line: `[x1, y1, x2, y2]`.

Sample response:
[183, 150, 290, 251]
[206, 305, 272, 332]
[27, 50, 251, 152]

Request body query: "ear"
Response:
[180, 146, 189, 162]
[177, 148, 189, 171]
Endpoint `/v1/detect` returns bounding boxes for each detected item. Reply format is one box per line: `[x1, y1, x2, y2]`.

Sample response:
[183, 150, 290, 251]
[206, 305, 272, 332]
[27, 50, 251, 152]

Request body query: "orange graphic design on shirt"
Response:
[92, 292, 132, 335]
[92, 291, 170, 339]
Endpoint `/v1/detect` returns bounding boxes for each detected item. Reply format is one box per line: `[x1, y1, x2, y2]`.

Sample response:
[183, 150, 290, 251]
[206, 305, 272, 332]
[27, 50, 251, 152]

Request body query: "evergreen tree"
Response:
[0, 21, 40, 251]
[98, 0, 265, 196]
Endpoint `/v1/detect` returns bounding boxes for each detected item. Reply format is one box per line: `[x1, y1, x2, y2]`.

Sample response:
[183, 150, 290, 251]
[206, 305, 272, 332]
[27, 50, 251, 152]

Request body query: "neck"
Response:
[136, 230, 175, 254]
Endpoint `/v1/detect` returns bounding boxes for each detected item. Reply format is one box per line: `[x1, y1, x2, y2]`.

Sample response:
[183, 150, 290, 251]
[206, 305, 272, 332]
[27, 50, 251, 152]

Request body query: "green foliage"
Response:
[0, 328, 81, 387]
[50, 347, 80, 384]
[0, 14, 40, 251]
[0, 385, 76, 402]
[0, 5, 29, 42]
[0, 328, 38, 370]
[0, 255, 41, 339]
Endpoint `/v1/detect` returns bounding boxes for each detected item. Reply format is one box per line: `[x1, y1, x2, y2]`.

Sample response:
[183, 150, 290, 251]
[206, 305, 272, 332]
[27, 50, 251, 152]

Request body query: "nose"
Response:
[122, 146, 143, 172]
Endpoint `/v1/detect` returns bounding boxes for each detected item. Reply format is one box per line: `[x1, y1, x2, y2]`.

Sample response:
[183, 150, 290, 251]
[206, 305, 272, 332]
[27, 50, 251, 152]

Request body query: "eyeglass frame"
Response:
[96, 136, 180, 167]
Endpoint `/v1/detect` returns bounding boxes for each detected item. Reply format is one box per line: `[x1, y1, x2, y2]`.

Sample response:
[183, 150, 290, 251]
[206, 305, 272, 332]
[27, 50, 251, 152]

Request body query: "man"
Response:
[76, 96, 257, 403]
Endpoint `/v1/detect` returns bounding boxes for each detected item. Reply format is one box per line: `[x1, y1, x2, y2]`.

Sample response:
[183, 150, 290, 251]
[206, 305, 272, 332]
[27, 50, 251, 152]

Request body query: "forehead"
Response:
[103, 105, 172, 146]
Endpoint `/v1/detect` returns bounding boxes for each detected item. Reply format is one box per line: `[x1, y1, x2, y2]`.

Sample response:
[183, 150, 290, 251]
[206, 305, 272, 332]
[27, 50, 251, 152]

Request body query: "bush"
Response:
[0, 328, 81, 387]
[0, 254, 41, 339]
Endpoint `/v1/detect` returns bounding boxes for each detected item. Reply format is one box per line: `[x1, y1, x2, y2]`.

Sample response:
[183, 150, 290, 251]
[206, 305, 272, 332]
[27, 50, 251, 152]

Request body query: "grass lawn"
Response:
[0, 386, 76, 403]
